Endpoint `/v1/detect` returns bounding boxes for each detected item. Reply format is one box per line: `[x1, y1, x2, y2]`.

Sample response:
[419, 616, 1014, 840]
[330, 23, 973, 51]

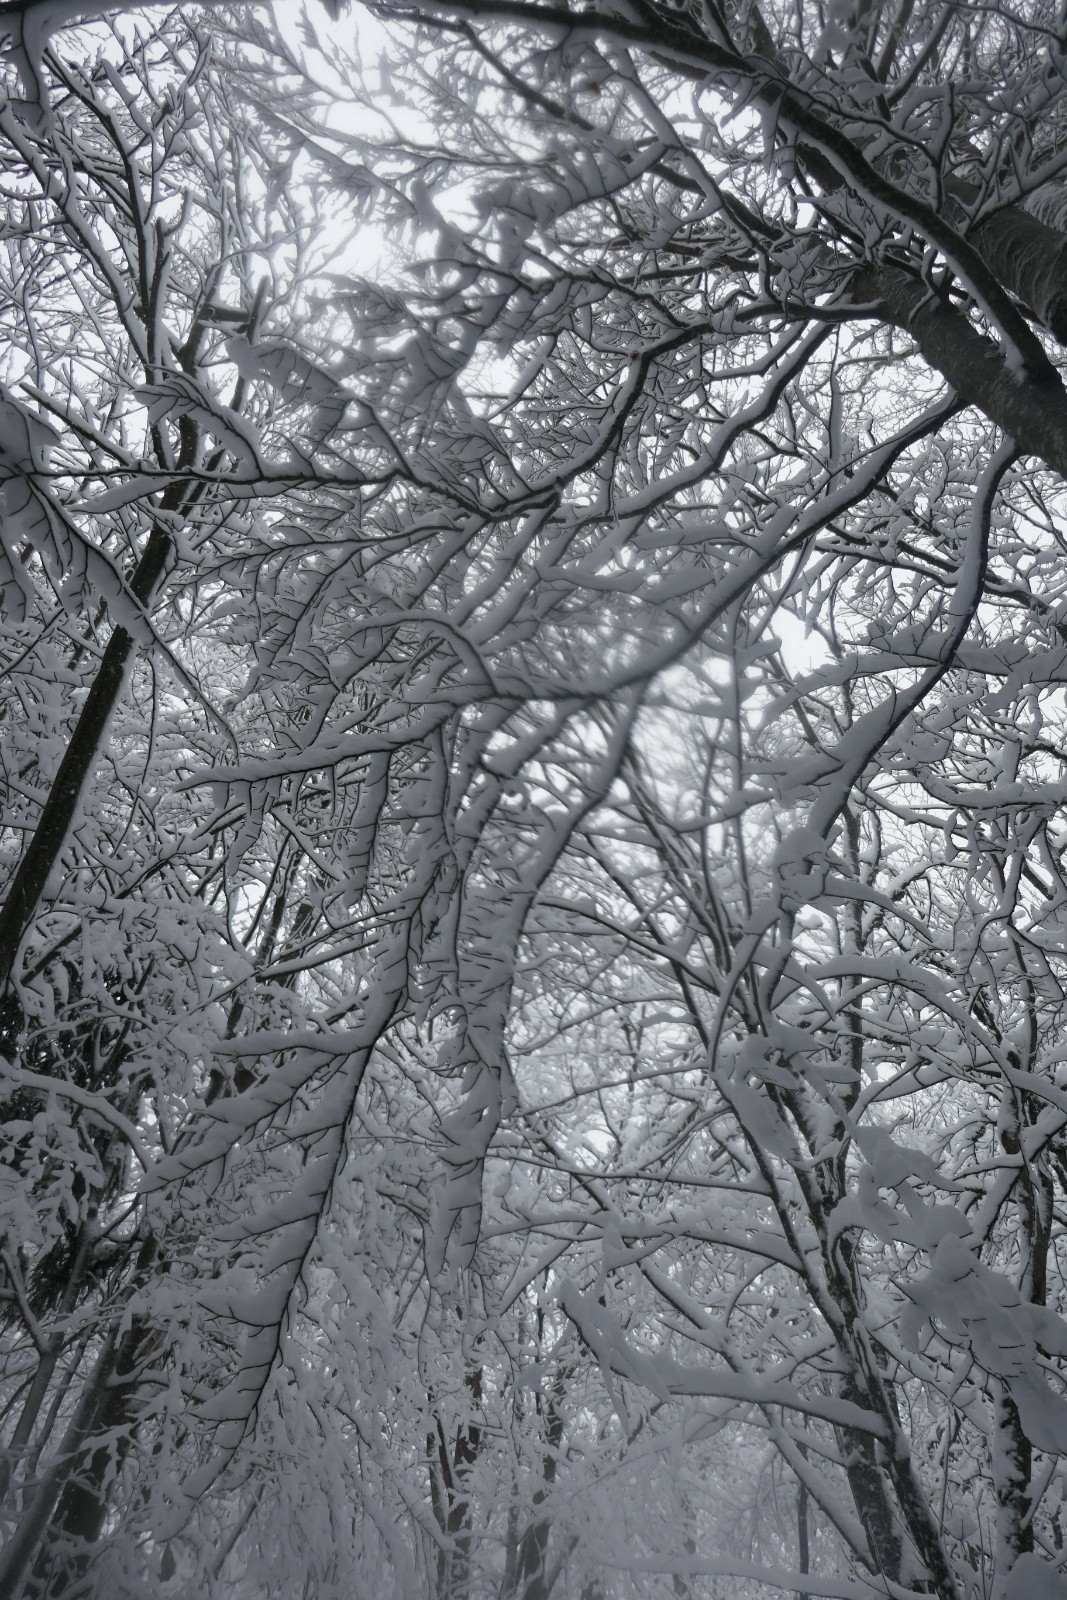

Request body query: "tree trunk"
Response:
[0, 520, 172, 1005]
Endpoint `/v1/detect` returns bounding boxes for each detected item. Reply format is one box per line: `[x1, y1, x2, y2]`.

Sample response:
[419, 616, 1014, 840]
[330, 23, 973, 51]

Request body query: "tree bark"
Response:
[0, 1222, 96, 1508]
[855, 265, 1067, 474]
[0, 520, 172, 1009]
[0, 1333, 118, 1600]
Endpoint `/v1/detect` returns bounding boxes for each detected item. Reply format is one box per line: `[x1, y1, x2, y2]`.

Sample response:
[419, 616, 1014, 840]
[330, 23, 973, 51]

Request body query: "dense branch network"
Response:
[3, 3, 1067, 1599]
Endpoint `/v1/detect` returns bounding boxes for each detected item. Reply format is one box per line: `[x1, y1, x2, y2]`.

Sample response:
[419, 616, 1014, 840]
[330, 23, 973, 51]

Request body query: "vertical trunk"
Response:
[993, 1382, 1033, 1600]
[778, 803, 945, 1596]
[0, 504, 175, 1005]
[0, 1222, 96, 1506]
[796, 1473, 810, 1599]
[835, 1406, 903, 1582]
[430, 1367, 483, 1600]
[0, 1334, 118, 1600]
[0, 529, 169, 1003]
[0, 1238, 157, 1598]
[24, 1314, 155, 1600]
[993, 1068, 1050, 1597]
[671, 1536, 696, 1599]
[511, 1378, 565, 1600]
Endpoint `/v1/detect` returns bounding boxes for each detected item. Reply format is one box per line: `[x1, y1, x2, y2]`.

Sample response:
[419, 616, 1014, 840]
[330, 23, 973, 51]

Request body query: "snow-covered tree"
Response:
[7, 2, 1067, 1598]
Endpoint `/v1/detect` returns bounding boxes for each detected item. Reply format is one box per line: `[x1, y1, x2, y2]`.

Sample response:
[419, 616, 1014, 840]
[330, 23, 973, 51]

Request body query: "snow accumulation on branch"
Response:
[6, 2, 1067, 1598]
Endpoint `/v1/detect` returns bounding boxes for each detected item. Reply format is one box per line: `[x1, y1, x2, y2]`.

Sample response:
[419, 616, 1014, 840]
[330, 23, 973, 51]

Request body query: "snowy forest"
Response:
[8, 0, 1067, 1596]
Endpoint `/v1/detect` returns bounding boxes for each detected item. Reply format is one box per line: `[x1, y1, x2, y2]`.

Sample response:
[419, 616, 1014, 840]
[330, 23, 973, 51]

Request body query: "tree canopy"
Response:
[4, 2, 1067, 1598]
